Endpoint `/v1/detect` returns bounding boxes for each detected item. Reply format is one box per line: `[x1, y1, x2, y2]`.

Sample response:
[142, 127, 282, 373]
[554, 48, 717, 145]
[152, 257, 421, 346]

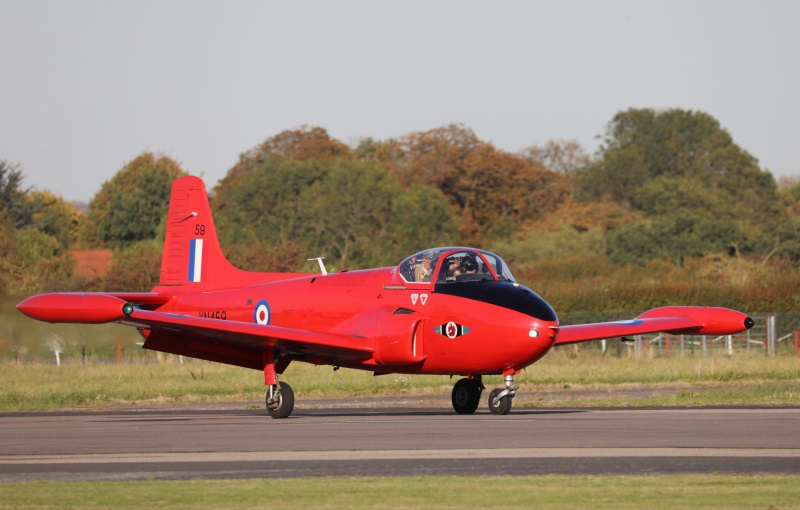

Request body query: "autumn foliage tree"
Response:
[215, 126, 354, 201]
[2, 112, 799, 311]
[519, 139, 592, 175]
[376, 124, 568, 245]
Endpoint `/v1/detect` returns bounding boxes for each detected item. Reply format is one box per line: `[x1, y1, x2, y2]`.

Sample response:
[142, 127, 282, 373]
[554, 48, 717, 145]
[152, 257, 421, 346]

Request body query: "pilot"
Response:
[447, 257, 463, 278]
[462, 257, 478, 274]
[414, 258, 432, 282]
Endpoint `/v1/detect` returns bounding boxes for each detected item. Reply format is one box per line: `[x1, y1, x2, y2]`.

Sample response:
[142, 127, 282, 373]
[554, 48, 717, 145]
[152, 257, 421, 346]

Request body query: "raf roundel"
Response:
[254, 300, 271, 325]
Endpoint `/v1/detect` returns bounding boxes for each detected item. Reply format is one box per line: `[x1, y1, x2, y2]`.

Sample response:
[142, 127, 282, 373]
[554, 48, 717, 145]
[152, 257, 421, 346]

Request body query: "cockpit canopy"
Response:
[398, 248, 516, 285]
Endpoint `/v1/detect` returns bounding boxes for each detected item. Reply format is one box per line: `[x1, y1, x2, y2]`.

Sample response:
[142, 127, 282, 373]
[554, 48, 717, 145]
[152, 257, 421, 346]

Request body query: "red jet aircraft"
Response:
[18, 176, 755, 418]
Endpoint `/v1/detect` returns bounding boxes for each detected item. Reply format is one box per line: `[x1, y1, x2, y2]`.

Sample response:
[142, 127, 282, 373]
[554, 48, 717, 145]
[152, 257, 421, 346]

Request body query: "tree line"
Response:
[2, 108, 799, 312]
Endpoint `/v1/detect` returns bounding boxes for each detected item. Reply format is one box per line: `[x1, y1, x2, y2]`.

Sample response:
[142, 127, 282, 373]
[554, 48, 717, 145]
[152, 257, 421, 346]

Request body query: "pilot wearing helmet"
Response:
[447, 257, 463, 278]
[461, 256, 478, 274]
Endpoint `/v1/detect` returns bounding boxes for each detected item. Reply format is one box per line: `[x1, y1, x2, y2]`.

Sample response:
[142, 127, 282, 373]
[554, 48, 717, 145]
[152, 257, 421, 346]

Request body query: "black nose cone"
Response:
[434, 281, 557, 321]
[744, 316, 754, 330]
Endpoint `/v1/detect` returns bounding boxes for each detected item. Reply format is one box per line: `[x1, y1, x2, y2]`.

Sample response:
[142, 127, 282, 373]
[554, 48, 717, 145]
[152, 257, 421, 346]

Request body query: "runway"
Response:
[1, 403, 799, 482]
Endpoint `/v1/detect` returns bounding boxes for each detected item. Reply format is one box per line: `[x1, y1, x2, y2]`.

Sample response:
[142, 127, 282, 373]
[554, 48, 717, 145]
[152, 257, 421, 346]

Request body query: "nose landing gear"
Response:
[488, 373, 517, 415]
[451, 372, 518, 415]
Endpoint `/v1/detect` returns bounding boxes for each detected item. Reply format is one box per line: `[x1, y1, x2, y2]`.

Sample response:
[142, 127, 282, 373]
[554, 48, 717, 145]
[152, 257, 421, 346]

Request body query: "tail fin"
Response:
[158, 176, 246, 290]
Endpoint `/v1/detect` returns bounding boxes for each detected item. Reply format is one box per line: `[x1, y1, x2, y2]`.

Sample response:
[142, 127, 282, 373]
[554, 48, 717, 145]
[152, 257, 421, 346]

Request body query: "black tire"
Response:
[451, 378, 481, 415]
[488, 388, 512, 415]
[267, 382, 294, 419]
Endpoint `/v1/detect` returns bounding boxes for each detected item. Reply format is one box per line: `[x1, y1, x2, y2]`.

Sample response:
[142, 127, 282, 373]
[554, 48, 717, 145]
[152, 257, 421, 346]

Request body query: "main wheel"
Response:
[451, 378, 481, 415]
[266, 381, 295, 419]
[488, 388, 512, 415]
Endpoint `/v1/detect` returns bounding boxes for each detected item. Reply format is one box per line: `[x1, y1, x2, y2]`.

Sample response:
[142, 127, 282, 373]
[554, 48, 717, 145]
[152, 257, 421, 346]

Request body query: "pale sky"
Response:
[1, 0, 798, 202]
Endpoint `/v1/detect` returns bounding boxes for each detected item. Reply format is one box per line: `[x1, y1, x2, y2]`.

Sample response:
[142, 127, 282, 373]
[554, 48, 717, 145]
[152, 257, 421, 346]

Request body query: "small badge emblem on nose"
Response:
[434, 321, 471, 339]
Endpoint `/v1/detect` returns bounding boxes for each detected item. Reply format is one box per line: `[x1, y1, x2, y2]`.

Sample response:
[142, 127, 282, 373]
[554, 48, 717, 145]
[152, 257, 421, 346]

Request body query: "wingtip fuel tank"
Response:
[17, 293, 129, 324]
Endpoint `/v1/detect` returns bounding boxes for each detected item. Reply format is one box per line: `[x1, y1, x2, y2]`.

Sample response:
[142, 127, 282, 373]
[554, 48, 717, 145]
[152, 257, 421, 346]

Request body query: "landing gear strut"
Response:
[451, 376, 484, 414]
[488, 373, 517, 415]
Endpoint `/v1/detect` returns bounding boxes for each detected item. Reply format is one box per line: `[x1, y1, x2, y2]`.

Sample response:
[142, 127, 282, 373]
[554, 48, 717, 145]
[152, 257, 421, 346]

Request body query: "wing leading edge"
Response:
[556, 306, 754, 346]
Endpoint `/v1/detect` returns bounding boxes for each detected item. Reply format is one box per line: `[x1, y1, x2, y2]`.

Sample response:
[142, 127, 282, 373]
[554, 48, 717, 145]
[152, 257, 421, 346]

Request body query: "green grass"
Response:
[2, 351, 799, 411]
[1, 475, 799, 509]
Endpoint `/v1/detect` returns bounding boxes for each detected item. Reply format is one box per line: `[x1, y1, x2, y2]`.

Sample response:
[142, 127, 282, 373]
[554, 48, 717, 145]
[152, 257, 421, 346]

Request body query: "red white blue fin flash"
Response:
[188, 239, 203, 282]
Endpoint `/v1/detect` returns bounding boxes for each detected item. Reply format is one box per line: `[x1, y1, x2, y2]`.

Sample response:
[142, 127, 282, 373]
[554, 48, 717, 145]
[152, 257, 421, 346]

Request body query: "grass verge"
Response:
[1, 475, 799, 509]
[2, 351, 799, 411]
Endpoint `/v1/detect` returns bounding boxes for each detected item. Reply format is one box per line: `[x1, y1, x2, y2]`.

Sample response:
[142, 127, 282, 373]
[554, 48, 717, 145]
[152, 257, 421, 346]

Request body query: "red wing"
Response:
[556, 317, 697, 345]
[556, 306, 754, 345]
[125, 309, 374, 370]
[17, 293, 374, 371]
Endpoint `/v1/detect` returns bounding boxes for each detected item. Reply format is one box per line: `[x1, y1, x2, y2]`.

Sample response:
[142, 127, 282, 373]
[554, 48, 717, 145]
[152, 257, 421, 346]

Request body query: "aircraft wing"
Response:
[127, 308, 374, 361]
[17, 293, 375, 370]
[556, 306, 754, 346]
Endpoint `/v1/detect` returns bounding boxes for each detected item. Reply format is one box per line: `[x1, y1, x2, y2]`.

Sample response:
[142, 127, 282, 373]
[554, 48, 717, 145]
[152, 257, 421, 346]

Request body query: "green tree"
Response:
[575, 109, 779, 217]
[25, 191, 82, 249]
[103, 240, 163, 291]
[0, 215, 18, 293]
[301, 159, 397, 268]
[213, 156, 460, 270]
[574, 109, 782, 264]
[778, 176, 800, 209]
[224, 241, 307, 273]
[85, 153, 186, 247]
[0, 160, 29, 228]
[383, 184, 460, 263]
[11, 226, 77, 292]
[213, 156, 328, 249]
[606, 213, 746, 266]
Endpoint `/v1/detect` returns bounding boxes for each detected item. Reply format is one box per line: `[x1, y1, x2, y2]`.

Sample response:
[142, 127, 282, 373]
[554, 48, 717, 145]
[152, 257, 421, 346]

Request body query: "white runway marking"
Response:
[3, 447, 800, 465]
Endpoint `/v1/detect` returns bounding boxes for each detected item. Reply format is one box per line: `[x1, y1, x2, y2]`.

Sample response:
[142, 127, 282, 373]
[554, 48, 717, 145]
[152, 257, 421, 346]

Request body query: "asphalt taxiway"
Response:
[1, 403, 799, 481]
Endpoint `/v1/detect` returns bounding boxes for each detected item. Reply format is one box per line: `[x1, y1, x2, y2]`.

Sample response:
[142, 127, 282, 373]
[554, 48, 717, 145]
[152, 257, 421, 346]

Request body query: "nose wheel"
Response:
[451, 376, 484, 414]
[488, 373, 517, 415]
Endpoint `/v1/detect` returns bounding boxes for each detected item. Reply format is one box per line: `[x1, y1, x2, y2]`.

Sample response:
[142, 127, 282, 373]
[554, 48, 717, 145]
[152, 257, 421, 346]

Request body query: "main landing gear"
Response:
[266, 381, 294, 419]
[451, 376, 484, 414]
[451, 373, 517, 415]
[263, 351, 294, 419]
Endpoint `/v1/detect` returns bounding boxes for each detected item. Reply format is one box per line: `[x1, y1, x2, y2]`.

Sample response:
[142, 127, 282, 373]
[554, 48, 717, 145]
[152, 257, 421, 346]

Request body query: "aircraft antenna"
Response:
[308, 257, 328, 275]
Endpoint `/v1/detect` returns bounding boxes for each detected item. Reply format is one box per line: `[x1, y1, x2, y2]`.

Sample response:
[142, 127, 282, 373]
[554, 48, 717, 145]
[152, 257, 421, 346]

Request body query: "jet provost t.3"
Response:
[18, 176, 754, 418]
